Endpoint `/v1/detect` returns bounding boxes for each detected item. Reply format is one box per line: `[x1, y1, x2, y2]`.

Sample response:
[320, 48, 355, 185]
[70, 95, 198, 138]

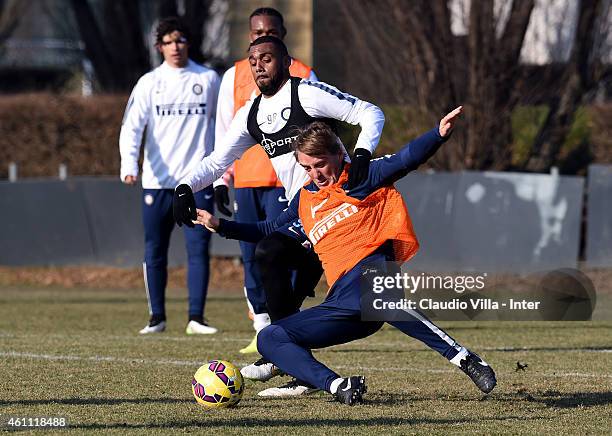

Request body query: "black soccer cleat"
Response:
[460, 352, 497, 394]
[333, 376, 367, 405]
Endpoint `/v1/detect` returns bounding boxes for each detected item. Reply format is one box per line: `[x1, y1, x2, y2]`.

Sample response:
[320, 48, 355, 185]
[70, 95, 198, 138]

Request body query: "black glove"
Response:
[347, 148, 372, 190]
[214, 185, 232, 217]
[173, 184, 196, 227]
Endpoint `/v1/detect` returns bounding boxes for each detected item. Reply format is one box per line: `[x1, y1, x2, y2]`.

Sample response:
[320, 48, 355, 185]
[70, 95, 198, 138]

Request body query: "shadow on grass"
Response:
[363, 392, 494, 405]
[326, 345, 612, 353]
[443, 324, 611, 331]
[488, 345, 612, 352]
[476, 388, 612, 409]
[0, 397, 193, 406]
[67, 415, 550, 430]
[520, 390, 612, 409]
[363, 389, 612, 409]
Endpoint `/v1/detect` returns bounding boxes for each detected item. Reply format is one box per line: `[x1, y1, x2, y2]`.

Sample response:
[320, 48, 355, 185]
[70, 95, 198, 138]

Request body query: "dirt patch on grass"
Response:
[0, 258, 244, 292]
[1, 262, 610, 296]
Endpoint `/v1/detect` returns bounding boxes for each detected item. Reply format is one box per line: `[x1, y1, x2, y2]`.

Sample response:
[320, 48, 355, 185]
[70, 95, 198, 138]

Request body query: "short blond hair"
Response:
[292, 121, 342, 157]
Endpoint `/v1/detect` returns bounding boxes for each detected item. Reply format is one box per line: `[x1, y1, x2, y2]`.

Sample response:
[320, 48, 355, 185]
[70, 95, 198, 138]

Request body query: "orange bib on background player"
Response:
[233, 58, 312, 188]
[298, 168, 419, 289]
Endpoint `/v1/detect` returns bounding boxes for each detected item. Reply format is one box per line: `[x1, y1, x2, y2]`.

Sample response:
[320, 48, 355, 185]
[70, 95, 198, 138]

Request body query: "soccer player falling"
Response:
[194, 106, 497, 405]
[173, 35, 385, 397]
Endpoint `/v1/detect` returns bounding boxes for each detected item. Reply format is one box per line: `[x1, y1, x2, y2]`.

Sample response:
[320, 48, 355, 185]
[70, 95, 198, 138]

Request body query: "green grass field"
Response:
[1, 285, 611, 434]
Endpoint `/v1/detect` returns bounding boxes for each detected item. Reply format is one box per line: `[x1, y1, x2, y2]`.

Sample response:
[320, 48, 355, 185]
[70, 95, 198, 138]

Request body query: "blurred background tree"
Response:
[317, 0, 611, 173]
[69, 0, 213, 92]
[0, 0, 19, 51]
[0, 0, 610, 176]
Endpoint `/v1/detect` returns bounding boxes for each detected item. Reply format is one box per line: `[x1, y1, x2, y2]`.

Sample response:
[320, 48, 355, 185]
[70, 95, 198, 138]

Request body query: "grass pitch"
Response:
[1, 284, 611, 435]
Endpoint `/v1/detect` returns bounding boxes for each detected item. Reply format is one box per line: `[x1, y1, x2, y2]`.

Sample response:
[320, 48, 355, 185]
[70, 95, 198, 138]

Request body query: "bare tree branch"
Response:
[69, 0, 211, 92]
[526, 0, 604, 171]
[183, 0, 211, 64]
[69, 0, 118, 90]
[0, 0, 22, 44]
[317, 0, 607, 173]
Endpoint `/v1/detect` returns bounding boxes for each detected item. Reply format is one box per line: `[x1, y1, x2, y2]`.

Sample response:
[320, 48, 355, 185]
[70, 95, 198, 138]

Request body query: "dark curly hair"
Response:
[249, 35, 288, 57]
[249, 7, 286, 37]
[155, 17, 190, 45]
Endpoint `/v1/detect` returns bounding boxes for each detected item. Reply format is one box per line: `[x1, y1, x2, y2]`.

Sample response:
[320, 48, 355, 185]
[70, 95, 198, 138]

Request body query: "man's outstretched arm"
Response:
[179, 105, 255, 193]
[174, 105, 255, 226]
[366, 106, 463, 188]
[192, 196, 301, 242]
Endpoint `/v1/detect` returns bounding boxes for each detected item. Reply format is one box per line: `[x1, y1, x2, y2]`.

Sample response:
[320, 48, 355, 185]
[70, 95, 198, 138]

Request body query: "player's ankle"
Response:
[189, 314, 204, 324]
[449, 347, 469, 367]
[329, 377, 344, 394]
[253, 313, 271, 331]
[150, 314, 166, 325]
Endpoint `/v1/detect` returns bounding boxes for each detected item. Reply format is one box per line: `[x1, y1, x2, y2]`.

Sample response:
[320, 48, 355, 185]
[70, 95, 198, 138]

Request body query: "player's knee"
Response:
[257, 324, 290, 357]
[239, 242, 257, 263]
[144, 250, 168, 268]
[254, 235, 283, 266]
[186, 251, 208, 263]
[184, 229, 210, 254]
[256, 325, 274, 357]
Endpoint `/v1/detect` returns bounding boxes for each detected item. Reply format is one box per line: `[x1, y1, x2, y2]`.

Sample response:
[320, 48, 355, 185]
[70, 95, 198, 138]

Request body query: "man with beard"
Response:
[212, 8, 318, 356]
[173, 35, 384, 397]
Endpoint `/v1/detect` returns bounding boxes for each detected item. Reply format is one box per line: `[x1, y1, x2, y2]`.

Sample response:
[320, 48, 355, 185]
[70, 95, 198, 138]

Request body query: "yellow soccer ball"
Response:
[191, 360, 244, 408]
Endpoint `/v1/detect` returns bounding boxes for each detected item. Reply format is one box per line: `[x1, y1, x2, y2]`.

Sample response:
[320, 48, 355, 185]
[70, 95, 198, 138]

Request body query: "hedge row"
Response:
[0, 94, 127, 179]
[0, 94, 610, 179]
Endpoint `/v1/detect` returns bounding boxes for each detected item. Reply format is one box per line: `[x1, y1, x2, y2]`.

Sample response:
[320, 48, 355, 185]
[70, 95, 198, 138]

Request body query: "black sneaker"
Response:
[333, 376, 367, 405]
[460, 352, 497, 394]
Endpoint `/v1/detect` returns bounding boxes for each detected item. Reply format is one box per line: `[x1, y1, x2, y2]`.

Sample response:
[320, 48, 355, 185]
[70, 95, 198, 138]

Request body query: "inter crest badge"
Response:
[192, 83, 203, 95]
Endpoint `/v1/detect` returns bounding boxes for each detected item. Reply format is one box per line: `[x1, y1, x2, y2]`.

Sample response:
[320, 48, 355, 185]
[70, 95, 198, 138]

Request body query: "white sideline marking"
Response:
[0, 332, 612, 353]
[2, 351, 612, 379]
[0, 331, 252, 342]
[327, 341, 612, 353]
[2, 331, 611, 352]
[485, 346, 612, 353]
[327, 342, 612, 353]
[0, 351, 203, 367]
[114, 335, 251, 343]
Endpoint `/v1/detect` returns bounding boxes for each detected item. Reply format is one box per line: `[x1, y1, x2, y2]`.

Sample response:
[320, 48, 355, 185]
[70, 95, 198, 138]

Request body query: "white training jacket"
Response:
[119, 60, 220, 189]
[181, 78, 385, 201]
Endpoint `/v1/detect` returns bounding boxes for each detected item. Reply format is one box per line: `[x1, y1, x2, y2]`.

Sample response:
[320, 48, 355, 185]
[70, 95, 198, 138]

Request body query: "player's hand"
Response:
[214, 185, 232, 217]
[173, 184, 196, 228]
[123, 175, 137, 185]
[347, 148, 371, 190]
[439, 106, 463, 137]
[194, 208, 220, 232]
